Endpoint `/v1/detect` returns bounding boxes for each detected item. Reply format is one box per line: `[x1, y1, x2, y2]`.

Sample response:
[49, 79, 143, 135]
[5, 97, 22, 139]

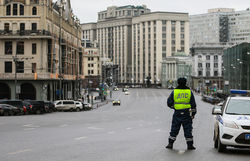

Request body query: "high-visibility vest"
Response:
[173, 89, 191, 110]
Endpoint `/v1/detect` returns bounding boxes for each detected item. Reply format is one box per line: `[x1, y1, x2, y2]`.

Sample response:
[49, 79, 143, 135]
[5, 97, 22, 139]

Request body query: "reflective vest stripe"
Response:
[174, 102, 190, 104]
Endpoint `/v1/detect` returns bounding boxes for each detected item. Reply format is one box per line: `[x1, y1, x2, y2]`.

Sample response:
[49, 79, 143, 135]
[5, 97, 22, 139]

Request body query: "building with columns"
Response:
[82, 5, 189, 85]
[132, 12, 189, 84]
[0, 0, 83, 100]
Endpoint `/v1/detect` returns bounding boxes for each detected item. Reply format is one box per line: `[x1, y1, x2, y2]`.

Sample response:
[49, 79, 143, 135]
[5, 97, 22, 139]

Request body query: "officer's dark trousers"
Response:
[169, 110, 193, 146]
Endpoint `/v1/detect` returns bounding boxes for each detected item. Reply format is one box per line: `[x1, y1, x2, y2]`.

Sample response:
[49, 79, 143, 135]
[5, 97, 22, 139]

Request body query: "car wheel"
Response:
[76, 108, 80, 112]
[214, 130, 218, 149]
[218, 133, 227, 152]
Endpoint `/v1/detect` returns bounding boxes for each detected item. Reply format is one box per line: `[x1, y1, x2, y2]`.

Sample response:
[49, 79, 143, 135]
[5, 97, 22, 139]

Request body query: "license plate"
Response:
[245, 134, 250, 140]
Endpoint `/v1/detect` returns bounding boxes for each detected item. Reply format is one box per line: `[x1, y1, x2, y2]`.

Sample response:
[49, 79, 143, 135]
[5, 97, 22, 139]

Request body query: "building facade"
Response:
[82, 47, 101, 88]
[82, 5, 150, 84]
[132, 12, 189, 84]
[190, 43, 230, 92]
[161, 53, 192, 88]
[223, 43, 250, 92]
[82, 6, 190, 85]
[0, 0, 83, 100]
[228, 9, 250, 43]
[190, 8, 234, 46]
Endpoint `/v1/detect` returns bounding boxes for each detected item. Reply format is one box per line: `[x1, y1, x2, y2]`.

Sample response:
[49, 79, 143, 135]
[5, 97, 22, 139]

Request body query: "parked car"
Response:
[212, 90, 250, 152]
[74, 101, 83, 112]
[202, 95, 222, 104]
[23, 100, 46, 114]
[54, 100, 76, 112]
[82, 102, 92, 111]
[0, 100, 25, 115]
[44, 101, 56, 113]
[0, 104, 22, 116]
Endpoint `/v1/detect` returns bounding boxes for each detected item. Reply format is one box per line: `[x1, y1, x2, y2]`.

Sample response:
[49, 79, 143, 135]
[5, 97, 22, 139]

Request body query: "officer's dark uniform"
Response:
[166, 78, 197, 150]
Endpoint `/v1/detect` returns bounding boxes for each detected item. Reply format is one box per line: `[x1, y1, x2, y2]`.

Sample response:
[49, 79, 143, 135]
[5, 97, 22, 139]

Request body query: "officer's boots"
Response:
[187, 144, 196, 150]
[166, 139, 174, 149]
[165, 143, 173, 149]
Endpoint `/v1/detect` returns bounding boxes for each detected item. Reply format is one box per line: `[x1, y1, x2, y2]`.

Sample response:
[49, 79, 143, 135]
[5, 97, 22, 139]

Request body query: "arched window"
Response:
[20, 4, 24, 15]
[6, 4, 11, 15]
[13, 3, 18, 15]
[32, 7, 37, 15]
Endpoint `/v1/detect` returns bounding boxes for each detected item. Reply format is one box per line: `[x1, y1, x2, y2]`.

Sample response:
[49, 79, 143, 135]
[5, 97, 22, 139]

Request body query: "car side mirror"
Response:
[212, 106, 222, 115]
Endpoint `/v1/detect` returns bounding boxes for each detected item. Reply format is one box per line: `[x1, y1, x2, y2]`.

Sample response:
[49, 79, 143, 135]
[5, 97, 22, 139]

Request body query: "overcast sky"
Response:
[69, 0, 250, 23]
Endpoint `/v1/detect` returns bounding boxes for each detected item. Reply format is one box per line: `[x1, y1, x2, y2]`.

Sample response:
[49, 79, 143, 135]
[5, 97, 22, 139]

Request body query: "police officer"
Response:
[166, 77, 197, 150]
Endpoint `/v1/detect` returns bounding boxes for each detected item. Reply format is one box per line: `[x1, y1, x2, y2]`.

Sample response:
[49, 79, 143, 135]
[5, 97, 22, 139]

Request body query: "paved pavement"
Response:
[0, 89, 250, 161]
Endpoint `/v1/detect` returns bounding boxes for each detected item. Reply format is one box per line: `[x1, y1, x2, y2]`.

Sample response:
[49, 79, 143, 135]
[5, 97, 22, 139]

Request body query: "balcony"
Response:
[0, 30, 52, 39]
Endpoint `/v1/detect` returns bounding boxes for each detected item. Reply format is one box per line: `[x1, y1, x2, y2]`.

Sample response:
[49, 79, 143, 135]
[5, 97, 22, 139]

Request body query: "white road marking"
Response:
[8, 149, 32, 155]
[23, 124, 40, 128]
[126, 127, 132, 130]
[23, 128, 35, 131]
[59, 124, 68, 127]
[87, 127, 103, 130]
[23, 124, 33, 127]
[108, 131, 115, 134]
[74, 136, 87, 140]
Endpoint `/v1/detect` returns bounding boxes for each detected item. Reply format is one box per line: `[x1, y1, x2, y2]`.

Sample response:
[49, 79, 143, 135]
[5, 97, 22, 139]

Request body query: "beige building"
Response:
[82, 5, 150, 83]
[82, 47, 101, 87]
[132, 12, 189, 84]
[82, 6, 189, 85]
[0, 0, 83, 100]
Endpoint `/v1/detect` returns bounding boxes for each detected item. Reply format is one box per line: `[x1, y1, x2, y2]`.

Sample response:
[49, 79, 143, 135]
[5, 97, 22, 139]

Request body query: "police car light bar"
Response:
[230, 89, 247, 95]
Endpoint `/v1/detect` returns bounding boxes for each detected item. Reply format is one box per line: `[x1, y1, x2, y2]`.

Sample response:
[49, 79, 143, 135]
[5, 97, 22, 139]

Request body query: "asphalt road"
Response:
[0, 89, 250, 161]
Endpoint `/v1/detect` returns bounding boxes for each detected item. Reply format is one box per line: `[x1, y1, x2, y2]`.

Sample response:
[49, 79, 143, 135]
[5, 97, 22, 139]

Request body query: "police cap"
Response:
[177, 77, 187, 86]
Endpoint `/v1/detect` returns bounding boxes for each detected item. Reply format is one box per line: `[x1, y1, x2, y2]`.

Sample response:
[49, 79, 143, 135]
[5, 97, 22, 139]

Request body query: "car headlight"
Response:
[223, 120, 239, 129]
[112, 101, 115, 103]
[118, 101, 120, 103]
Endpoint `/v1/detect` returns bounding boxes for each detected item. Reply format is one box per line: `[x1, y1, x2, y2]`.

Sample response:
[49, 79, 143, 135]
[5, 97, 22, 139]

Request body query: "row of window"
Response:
[198, 63, 219, 68]
[198, 71, 220, 77]
[6, 4, 37, 16]
[5, 41, 37, 55]
[198, 55, 220, 60]
[4, 61, 36, 73]
[4, 22, 37, 31]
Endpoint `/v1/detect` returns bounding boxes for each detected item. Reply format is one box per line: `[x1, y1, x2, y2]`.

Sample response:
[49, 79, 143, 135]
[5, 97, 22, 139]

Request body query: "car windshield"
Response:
[226, 99, 250, 115]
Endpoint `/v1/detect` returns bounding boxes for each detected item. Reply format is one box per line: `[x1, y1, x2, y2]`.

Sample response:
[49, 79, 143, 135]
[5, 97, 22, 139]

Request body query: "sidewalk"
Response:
[92, 99, 112, 109]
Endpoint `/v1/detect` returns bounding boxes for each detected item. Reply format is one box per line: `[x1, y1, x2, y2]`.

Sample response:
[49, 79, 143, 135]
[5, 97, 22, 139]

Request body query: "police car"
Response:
[212, 90, 250, 152]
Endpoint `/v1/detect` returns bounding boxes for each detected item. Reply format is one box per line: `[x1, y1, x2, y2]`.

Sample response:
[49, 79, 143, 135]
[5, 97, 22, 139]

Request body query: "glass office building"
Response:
[223, 43, 250, 92]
